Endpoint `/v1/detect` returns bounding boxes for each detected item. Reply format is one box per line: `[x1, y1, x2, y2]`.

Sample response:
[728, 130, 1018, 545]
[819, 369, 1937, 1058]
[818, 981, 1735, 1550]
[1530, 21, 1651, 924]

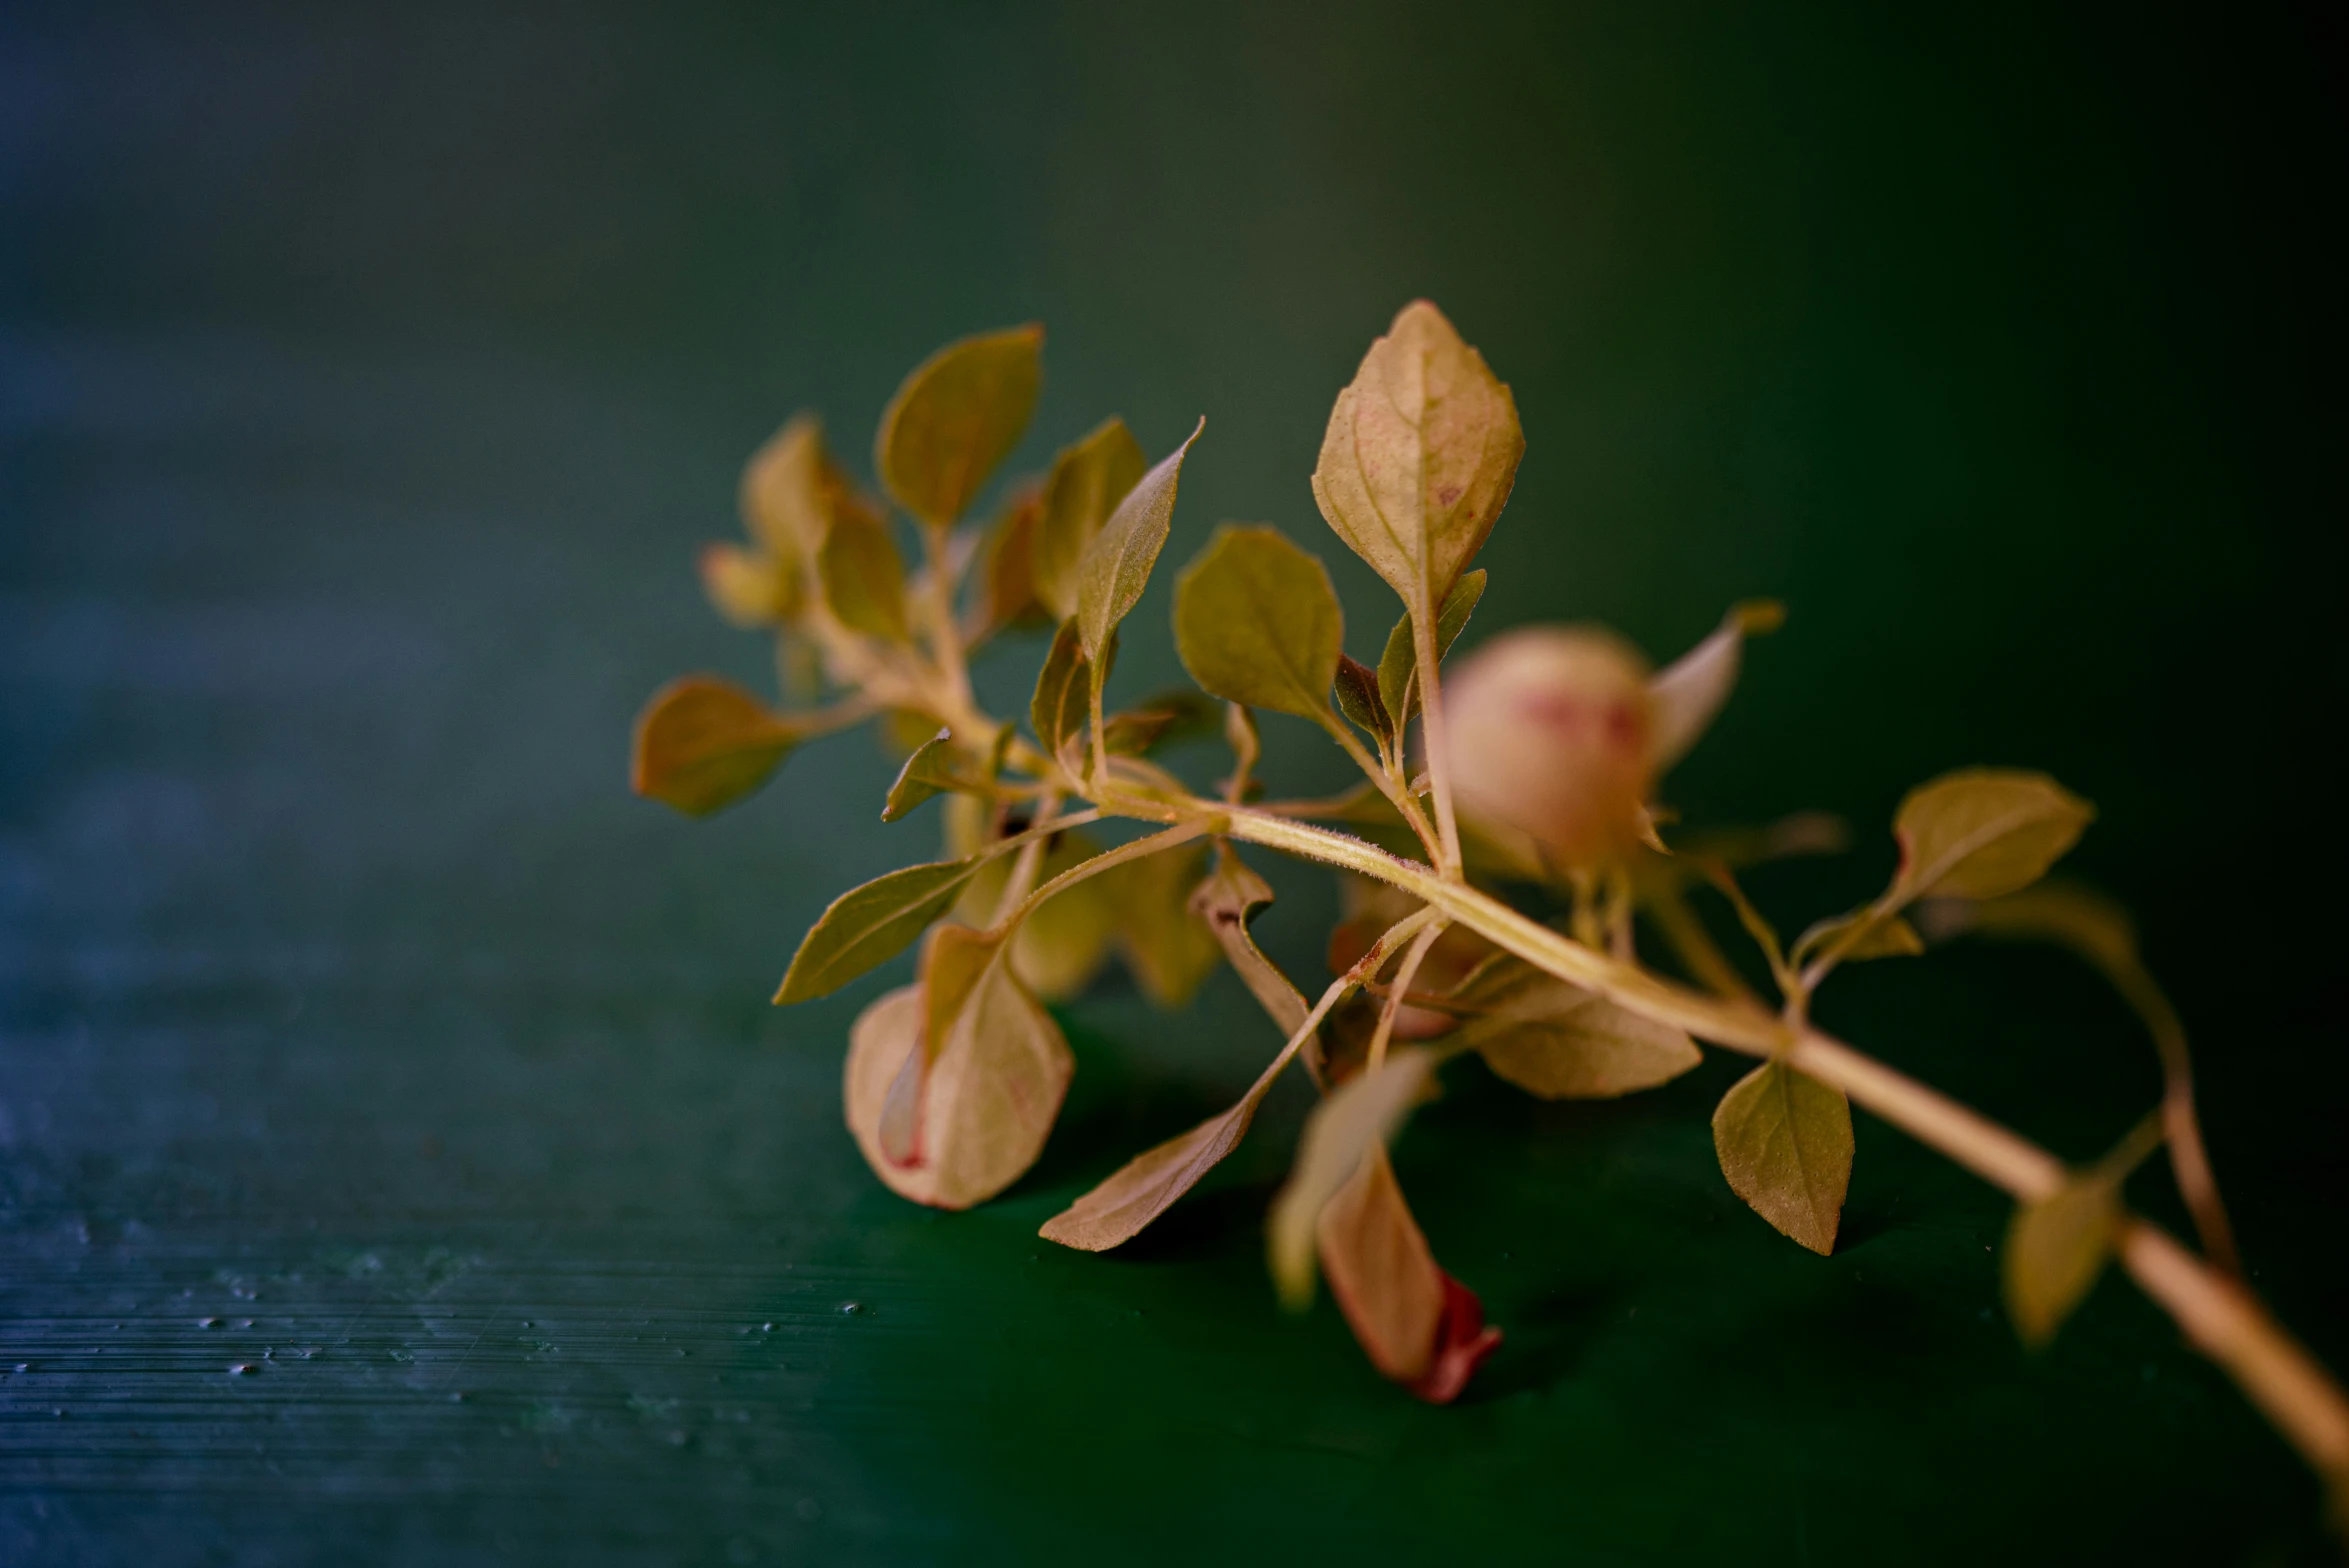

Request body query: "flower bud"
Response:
[1438, 625, 1655, 868]
[699, 541, 802, 628]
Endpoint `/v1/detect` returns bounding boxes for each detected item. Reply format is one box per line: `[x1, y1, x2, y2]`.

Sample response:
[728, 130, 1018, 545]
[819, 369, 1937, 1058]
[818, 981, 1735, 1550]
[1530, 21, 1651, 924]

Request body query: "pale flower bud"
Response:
[1438, 626, 1655, 868]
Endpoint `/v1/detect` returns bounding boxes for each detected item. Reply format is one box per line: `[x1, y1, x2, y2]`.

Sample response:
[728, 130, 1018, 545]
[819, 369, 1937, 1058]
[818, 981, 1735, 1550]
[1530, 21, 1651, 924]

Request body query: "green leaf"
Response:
[1189, 844, 1308, 1038]
[775, 856, 989, 1004]
[1171, 524, 1344, 721]
[2003, 1174, 2121, 1347]
[1075, 419, 1204, 663]
[630, 676, 799, 817]
[818, 500, 909, 642]
[1376, 568, 1486, 729]
[1648, 599, 1783, 773]
[1452, 960, 1702, 1099]
[1711, 1059, 1854, 1255]
[1892, 769, 2095, 903]
[1333, 655, 1392, 746]
[1108, 840, 1221, 1008]
[873, 325, 1044, 529]
[1312, 302, 1522, 614]
[1030, 619, 1107, 766]
[1102, 691, 1218, 757]
[881, 728, 971, 823]
[1268, 1048, 1435, 1309]
[1033, 417, 1147, 622]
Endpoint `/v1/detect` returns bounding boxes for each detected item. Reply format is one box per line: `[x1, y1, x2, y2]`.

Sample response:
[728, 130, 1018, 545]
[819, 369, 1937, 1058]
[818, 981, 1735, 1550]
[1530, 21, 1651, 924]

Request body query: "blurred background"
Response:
[2, 2, 2342, 1563]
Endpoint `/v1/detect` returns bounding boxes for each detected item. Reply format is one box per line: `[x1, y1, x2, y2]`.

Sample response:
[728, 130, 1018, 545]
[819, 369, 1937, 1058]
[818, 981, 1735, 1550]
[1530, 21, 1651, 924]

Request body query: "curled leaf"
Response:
[1173, 525, 1345, 721]
[1312, 302, 1522, 611]
[1076, 419, 1204, 663]
[1317, 1150, 1500, 1402]
[1191, 845, 1309, 1039]
[1648, 600, 1783, 774]
[842, 950, 1073, 1210]
[1892, 769, 2095, 903]
[1034, 417, 1147, 621]
[1030, 619, 1101, 766]
[1269, 1048, 1435, 1309]
[1103, 691, 1219, 757]
[1453, 960, 1701, 1099]
[1333, 655, 1392, 747]
[1712, 1059, 1853, 1255]
[631, 676, 799, 818]
[1376, 568, 1486, 730]
[882, 729, 960, 822]
[1791, 908, 1926, 967]
[776, 856, 990, 1004]
[874, 325, 1044, 528]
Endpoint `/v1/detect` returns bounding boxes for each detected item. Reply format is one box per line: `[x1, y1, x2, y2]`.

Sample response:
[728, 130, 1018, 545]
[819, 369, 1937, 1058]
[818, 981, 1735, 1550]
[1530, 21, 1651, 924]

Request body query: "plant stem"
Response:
[1319, 714, 1441, 861]
[1203, 802, 2349, 1493]
[1366, 920, 1446, 1073]
[920, 523, 974, 710]
[1409, 592, 1465, 878]
[990, 819, 1207, 937]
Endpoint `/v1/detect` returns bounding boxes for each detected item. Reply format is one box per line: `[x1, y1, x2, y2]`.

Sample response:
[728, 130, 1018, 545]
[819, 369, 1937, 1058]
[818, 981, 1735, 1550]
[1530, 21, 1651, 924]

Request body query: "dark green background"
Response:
[4, 2, 2342, 1562]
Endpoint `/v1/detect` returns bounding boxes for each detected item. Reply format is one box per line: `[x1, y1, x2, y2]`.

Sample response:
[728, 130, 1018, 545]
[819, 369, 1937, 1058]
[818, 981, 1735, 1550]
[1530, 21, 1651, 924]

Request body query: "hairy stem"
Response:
[1319, 713, 1440, 861]
[1366, 920, 1446, 1074]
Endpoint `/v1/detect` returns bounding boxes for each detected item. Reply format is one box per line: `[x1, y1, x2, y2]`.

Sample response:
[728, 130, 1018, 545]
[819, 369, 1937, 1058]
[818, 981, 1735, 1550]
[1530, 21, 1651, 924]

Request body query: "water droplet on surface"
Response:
[200, 1318, 221, 1329]
[837, 1302, 862, 1316]
[451, 1391, 468, 1402]
[230, 1363, 259, 1376]
[761, 1322, 775, 1333]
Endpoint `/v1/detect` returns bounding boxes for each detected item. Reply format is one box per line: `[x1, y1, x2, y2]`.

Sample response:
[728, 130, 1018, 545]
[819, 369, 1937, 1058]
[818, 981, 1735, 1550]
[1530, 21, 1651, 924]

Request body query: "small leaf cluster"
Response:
[628, 304, 2343, 1517]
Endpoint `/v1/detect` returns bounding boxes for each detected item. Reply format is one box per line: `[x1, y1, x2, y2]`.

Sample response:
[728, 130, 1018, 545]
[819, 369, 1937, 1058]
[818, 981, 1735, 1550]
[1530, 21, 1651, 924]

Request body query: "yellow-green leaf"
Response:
[775, 856, 989, 1004]
[1791, 908, 1925, 967]
[698, 541, 800, 628]
[1648, 599, 1783, 773]
[1029, 619, 1104, 766]
[1269, 1048, 1435, 1309]
[1376, 568, 1486, 728]
[1453, 961, 1701, 1099]
[818, 497, 909, 643]
[1892, 769, 2095, 903]
[2004, 1174, 2121, 1347]
[1712, 1059, 1853, 1255]
[630, 676, 799, 818]
[1034, 417, 1147, 622]
[1075, 420, 1204, 663]
[739, 413, 839, 560]
[1312, 302, 1522, 613]
[1172, 524, 1345, 721]
[1108, 840, 1220, 1008]
[873, 325, 1043, 529]
[881, 729, 972, 823]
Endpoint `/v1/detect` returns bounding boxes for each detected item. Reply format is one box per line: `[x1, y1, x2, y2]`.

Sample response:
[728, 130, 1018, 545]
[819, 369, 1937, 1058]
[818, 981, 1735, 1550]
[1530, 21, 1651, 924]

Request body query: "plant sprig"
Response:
[634, 304, 2348, 1527]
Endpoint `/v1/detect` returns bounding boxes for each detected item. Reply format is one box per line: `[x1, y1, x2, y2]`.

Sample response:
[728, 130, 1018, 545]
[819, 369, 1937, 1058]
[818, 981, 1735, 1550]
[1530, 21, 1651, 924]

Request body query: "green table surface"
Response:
[4, 3, 2343, 1562]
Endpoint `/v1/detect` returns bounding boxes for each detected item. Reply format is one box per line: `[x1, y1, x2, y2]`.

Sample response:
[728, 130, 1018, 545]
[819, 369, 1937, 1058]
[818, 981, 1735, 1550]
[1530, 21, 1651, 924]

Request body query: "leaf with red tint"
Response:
[1408, 1270, 1503, 1404]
